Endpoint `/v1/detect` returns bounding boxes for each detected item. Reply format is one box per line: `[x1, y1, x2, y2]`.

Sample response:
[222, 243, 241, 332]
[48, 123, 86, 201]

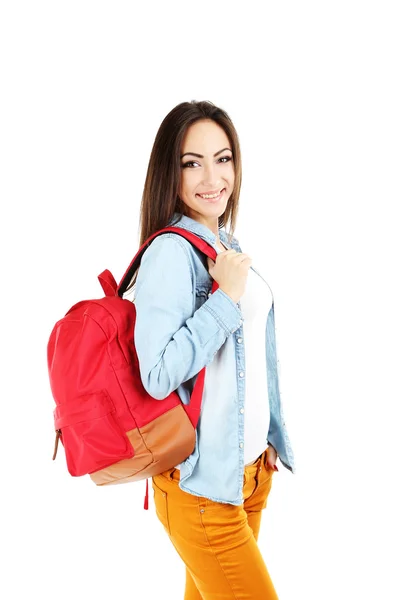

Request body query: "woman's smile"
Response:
[196, 188, 226, 203]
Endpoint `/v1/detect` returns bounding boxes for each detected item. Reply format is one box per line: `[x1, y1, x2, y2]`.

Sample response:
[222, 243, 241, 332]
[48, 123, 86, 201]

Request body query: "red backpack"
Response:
[48, 227, 219, 510]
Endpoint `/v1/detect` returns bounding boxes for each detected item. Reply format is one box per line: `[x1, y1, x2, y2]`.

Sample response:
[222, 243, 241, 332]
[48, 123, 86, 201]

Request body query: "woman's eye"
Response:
[181, 156, 232, 169]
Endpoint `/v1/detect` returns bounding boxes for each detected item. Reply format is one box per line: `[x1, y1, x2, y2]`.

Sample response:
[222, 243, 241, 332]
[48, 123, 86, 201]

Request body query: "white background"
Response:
[1, 1, 399, 599]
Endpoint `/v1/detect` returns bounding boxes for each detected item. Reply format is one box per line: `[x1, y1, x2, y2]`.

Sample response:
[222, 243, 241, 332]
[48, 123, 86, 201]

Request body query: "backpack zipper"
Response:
[53, 429, 61, 460]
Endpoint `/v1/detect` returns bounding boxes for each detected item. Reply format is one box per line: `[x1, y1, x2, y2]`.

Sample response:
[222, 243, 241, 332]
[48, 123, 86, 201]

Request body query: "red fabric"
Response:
[47, 227, 219, 506]
[144, 479, 149, 510]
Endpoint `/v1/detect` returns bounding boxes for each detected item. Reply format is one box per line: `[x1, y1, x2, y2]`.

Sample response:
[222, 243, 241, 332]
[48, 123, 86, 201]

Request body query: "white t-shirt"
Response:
[237, 252, 273, 465]
[176, 242, 273, 469]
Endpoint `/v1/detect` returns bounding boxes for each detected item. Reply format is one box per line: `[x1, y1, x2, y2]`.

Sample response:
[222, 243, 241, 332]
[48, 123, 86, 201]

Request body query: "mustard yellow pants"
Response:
[151, 448, 278, 599]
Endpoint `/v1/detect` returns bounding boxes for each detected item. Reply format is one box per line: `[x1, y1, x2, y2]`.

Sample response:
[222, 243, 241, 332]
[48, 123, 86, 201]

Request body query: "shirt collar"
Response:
[167, 212, 229, 247]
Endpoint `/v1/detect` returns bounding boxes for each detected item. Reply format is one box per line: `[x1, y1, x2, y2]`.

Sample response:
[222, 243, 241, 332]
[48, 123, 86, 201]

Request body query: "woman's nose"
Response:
[202, 163, 220, 187]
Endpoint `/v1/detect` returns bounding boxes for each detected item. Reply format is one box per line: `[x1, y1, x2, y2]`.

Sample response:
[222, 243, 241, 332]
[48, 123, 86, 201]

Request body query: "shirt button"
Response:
[237, 337, 243, 343]
[239, 320, 243, 325]
[239, 442, 244, 448]
[208, 292, 211, 297]
[239, 371, 245, 377]
[240, 408, 244, 414]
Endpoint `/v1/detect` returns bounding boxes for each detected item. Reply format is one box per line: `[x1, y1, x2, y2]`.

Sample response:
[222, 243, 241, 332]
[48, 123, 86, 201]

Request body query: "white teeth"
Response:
[198, 190, 222, 199]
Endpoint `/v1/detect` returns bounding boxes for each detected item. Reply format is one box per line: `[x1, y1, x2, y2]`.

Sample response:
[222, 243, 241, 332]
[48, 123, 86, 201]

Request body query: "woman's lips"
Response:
[196, 188, 225, 203]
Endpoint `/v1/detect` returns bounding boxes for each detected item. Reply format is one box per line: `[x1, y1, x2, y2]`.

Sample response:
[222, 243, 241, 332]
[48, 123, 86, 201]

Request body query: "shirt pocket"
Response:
[152, 477, 171, 535]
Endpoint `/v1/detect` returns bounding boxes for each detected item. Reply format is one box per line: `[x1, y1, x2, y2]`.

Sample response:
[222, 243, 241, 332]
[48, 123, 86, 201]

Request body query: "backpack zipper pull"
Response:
[52, 429, 61, 460]
[144, 478, 149, 510]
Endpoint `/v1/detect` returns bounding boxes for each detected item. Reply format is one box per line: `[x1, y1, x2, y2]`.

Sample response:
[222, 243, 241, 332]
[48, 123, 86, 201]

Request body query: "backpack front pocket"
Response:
[54, 390, 134, 476]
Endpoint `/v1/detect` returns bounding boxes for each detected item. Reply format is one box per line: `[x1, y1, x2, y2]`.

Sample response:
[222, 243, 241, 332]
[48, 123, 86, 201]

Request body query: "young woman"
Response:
[129, 100, 295, 599]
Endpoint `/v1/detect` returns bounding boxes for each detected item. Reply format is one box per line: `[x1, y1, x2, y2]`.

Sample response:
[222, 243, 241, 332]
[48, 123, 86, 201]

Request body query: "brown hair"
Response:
[126, 100, 242, 291]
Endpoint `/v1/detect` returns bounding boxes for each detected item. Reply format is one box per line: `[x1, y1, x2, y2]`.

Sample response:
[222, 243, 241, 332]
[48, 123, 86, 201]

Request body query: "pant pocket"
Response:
[260, 461, 274, 509]
[152, 477, 171, 535]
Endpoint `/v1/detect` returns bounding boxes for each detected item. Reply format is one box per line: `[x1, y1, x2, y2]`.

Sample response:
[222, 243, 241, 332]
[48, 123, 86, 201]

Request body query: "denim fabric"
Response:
[131, 212, 295, 505]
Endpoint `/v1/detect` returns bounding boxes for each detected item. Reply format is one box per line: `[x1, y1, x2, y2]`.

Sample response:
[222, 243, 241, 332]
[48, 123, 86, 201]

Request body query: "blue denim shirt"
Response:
[131, 212, 295, 505]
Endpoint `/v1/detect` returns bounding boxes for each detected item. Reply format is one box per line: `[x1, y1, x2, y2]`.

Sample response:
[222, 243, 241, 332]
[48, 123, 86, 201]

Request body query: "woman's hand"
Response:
[266, 444, 279, 471]
[207, 249, 252, 304]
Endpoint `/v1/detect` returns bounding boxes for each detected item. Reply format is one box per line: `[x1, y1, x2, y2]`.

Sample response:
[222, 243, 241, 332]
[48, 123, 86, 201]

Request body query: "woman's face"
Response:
[178, 119, 235, 234]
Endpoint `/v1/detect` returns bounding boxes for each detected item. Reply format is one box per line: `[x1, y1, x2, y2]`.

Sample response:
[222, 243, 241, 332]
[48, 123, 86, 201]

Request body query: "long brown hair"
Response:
[126, 100, 242, 291]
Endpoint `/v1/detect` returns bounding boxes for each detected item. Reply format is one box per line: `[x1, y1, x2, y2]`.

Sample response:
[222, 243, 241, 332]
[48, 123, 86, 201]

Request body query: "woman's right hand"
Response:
[206, 249, 252, 304]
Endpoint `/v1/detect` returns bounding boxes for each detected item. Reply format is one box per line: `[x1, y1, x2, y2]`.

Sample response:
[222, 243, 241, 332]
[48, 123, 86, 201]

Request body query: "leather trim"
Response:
[89, 405, 196, 486]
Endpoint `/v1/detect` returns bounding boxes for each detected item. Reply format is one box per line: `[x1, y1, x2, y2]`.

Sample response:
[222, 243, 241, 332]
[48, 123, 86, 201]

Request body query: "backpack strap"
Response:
[117, 227, 219, 297]
[98, 269, 118, 296]
[117, 227, 221, 430]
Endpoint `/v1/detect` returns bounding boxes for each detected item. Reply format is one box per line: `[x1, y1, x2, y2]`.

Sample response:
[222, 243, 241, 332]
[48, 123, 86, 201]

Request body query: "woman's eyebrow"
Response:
[180, 147, 232, 159]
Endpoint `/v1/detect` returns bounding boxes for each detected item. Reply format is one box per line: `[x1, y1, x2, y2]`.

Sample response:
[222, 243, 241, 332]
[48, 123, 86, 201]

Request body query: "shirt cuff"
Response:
[202, 288, 243, 336]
